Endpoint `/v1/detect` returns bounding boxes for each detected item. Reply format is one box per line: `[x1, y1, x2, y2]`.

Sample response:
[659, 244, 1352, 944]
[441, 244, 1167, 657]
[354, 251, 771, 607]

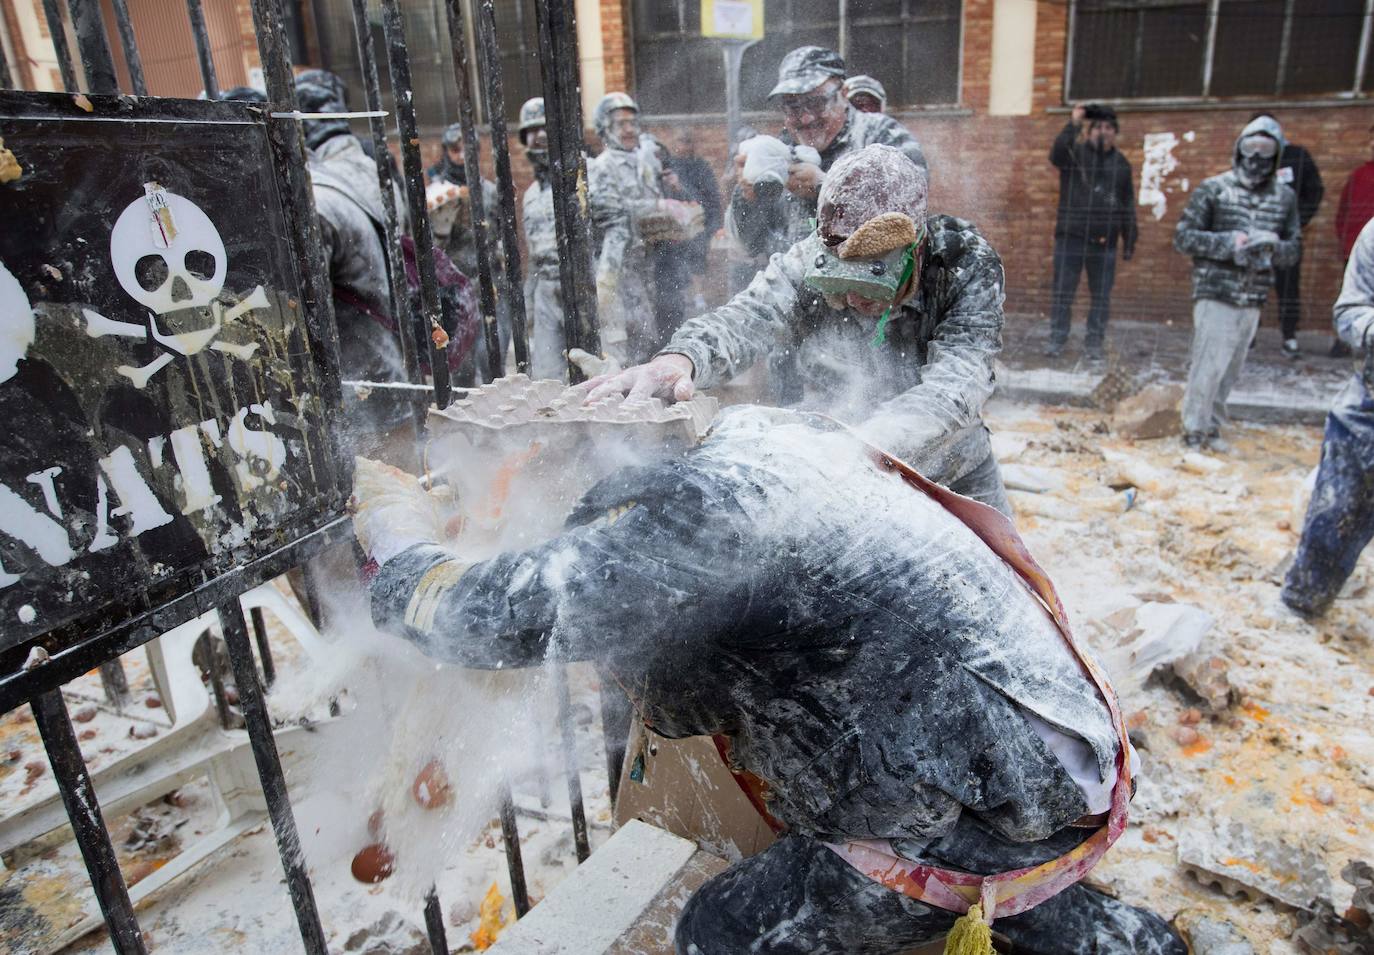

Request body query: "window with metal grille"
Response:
[310, 0, 540, 128]
[631, 0, 963, 116]
[1068, 0, 1373, 101]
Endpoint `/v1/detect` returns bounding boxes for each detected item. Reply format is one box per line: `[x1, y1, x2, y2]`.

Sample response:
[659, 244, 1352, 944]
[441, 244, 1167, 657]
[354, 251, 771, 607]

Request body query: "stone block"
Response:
[1112, 384, 1184, 440]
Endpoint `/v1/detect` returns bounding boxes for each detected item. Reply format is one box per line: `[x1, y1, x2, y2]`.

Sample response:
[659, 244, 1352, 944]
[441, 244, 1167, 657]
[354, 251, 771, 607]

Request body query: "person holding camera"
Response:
[1045, 103, 1137, 361]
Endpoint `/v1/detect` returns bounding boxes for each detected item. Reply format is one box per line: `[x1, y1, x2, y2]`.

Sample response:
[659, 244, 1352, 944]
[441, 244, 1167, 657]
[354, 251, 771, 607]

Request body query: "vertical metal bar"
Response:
[1357, 0, 1374, 94]
[442, 0, 504, 383]
[347, 0, 417, 383]
[379, 0, 454, 408]
[1129, 9, 1144, 99]
[0, 30, 11, 89]
[249, 605, 276, 688]
[1275, 0, 1295, 96]
[1201, 0, 1220, 98]
[423, 889, 449, 952]
[475, 0, 530, 374]
[497, 781, 532, 915]
[551, 664, 591, 862]
[533, 0, 601, 383]
[219, 601, 328, 954]
[838, 0, 848, 59]
[99, 658, 130, 710]
[67, 0, 117, 93]
[203, 637, 234, 728]
[108, 0, 146, 95]
[247, 0, 348, 500]
[185, 0, 220, 99]
[41, 0, 80, 92]
[31, 690, 148, 955]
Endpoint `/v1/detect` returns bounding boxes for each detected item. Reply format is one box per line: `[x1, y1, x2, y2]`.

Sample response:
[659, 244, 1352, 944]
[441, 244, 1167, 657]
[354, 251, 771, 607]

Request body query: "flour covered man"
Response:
[586, 143, 1012, 514]
[352, 402, 1184, 953]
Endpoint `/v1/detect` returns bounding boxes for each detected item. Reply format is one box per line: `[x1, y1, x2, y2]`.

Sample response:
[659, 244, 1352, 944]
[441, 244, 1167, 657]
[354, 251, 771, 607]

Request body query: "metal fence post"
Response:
[108, 0, 146, 95]
[441, 0, 504, 383]
[184, 0, 220, 99]
[40, 0, 80, 92]
[532, 0, 600, 382]
[66, 0, 118, 93]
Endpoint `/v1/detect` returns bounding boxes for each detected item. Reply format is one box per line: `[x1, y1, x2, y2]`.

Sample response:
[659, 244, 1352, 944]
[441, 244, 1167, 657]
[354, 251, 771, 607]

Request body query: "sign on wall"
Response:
[701, 0, 764, 40]
[0, 94, 346, 652]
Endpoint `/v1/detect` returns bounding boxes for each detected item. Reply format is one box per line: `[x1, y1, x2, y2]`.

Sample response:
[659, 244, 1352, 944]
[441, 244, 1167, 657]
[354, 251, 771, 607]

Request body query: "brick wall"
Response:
[599, 0, 629, 94]
[621, 0, 1374, 335]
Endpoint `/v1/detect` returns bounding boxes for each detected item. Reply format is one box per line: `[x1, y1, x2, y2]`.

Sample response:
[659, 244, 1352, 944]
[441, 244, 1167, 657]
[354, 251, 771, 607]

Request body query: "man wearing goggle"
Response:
[584, 144, 1012, 516]
[1174, 115, 1300, 453]
[729, 47, 926, 275]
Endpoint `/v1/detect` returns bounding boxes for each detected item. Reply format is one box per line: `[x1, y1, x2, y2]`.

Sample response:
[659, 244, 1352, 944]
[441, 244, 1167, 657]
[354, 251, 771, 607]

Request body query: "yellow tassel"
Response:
[943, 903, 994, 955]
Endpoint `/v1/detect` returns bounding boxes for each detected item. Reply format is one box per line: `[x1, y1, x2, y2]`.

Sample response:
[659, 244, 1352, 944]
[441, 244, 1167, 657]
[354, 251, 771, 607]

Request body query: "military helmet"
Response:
[518, 97, 545, 145]
[593, 92, 639, 141]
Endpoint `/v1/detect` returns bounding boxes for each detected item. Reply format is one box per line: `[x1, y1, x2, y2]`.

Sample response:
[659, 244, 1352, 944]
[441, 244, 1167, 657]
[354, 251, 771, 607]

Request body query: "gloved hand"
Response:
[351, 457, 448, 567]
[1230, 231, 1250, 264]
[577, 353, 695, 404]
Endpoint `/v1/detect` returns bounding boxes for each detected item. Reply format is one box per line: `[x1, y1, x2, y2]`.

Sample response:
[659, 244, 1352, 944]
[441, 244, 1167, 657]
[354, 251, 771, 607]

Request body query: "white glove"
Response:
[578, 353, 695, 404]
[351, 457, 447, 566]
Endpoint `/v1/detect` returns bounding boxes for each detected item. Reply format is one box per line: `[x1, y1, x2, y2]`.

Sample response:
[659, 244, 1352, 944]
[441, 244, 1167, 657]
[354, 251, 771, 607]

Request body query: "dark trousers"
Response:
[1274, 255, 1303, 339]
[1050, 234, 1117, 347]
[1282, 377, 1374, 616]
[676, 834, 1186, 955]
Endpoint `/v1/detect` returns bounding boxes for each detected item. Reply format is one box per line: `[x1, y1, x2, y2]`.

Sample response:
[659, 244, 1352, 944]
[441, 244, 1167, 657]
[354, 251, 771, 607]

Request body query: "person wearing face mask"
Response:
[1045, 103, 1137, 361]
[517, 97, 568, 381]
[1174, 116, 1300, 453]
[580, 144, 1011, 516]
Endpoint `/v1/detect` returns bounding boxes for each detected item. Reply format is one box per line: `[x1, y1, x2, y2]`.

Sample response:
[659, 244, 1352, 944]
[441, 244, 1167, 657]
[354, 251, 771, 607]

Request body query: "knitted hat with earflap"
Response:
[805, 144, 929, 343]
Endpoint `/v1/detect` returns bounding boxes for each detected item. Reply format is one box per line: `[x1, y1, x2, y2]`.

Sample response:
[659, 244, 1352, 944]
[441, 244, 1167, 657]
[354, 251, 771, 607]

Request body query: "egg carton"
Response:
[1177, 822, 1331, 913]
[428, 374, 718, 446]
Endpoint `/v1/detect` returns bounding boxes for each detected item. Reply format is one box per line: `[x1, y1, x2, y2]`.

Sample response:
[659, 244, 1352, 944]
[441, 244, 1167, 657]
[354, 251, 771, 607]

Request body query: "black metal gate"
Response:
[0, 0, 603, 951]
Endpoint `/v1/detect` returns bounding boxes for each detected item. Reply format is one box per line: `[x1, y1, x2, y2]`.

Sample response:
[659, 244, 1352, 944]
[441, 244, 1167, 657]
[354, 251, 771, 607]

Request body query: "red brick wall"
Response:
[599, 0, 630, 94]
[621, 0, 1374, 333]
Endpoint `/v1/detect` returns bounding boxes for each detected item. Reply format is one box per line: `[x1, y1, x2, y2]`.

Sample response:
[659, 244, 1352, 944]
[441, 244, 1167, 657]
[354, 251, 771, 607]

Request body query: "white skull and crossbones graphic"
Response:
[82, 183, 269, 388]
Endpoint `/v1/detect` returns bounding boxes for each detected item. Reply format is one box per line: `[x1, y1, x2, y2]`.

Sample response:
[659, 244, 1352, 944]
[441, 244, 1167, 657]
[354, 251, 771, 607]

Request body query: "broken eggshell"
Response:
[351, 842, 396, 884]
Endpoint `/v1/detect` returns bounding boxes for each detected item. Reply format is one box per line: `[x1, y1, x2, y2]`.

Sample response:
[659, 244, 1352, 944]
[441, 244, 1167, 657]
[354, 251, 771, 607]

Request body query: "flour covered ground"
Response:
[2, 398, 1371, 954]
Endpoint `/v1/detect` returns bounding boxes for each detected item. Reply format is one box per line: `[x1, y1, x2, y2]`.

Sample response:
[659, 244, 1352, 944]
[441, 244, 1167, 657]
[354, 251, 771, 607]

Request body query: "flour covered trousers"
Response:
[364, 408, 1184, 954]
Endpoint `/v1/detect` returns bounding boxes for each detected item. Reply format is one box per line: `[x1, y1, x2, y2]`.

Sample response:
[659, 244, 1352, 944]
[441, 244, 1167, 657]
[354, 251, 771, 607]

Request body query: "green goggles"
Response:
[803, 240, 917, 302]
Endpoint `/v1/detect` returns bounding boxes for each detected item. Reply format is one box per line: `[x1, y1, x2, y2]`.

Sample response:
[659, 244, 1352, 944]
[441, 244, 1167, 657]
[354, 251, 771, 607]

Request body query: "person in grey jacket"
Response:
[1282, 218, 1374, 617]
[352, 407, 1182, 954]
[517, 98, 566, 381]
[1174, 115, 1300, 453]
[583, 144, 1011, 515]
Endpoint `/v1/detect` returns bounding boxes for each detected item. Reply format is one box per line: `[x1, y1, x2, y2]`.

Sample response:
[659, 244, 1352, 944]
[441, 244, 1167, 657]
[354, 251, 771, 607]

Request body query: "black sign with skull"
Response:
[0, 93, 347, 655]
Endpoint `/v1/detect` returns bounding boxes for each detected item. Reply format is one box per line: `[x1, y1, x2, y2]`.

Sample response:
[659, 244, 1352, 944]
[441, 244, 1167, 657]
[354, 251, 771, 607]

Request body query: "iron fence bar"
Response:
[31, 689, 148, 955]
[40, 0, 80, 92]
[0, 31, 12, 88]
[347, 0, 418, 384]
[441, 0, 504, 382]
[423, 888, 449, 952]
[532, 0, 600, 383]
[202, 635, 235, 728]
[219, 600, 328, 953]
[250, 605, 276, 687]
[99, 658, 131, 709]
[184, 0, 219, 98]
[498, 780, 532, 915]
[378, 0, 453, 408]
[67, 0, 118, 93]
[552, 664, 591, 862]
[474, 0, 530, 375]
[246, 0, 348, 499]
[108, 0, 146, 95]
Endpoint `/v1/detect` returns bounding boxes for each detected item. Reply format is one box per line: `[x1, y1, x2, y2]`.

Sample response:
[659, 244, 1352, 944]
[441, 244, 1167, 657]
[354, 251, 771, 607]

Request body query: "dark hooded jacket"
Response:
[1174, 116, 1301, 308]
[1050, 123, 1138, 254]
[369, 409, 1123, 848]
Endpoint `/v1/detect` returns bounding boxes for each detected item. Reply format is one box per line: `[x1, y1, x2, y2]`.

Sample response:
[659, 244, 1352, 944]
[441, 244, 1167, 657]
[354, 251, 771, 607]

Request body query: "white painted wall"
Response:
[988, 0, 1037, 116]
[574, 0, 605, 118]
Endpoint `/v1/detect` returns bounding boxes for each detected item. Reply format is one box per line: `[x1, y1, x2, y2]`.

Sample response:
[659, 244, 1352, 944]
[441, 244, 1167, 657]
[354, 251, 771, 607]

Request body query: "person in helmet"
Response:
[517, 97, 568, 380]
[587, 92, 667, 365]
[582, 144, 1012, 516]
[843, 74, 887, 114]
[428, 122, 506, 384]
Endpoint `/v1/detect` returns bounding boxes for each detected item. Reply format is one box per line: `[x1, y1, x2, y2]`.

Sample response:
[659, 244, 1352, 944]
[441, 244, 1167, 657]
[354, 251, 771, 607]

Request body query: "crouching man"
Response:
[583, 144, 1012, 516]
[353, 407, 1184, 954]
